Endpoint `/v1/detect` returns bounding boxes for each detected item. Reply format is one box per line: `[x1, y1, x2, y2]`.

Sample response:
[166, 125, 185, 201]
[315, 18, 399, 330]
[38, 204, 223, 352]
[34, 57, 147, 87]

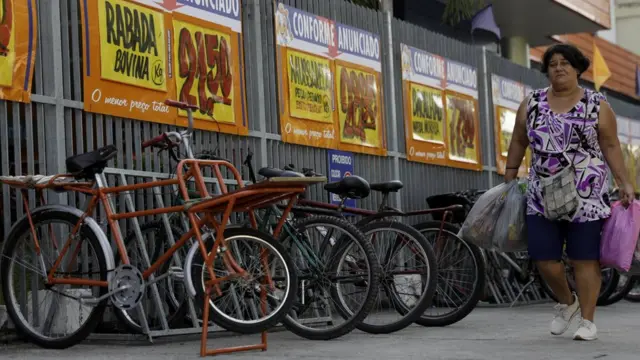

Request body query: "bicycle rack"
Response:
[479, 249, 552, 307]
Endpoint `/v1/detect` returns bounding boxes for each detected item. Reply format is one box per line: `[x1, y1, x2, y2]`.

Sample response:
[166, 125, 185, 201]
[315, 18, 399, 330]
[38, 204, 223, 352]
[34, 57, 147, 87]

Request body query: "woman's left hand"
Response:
[620, 182, 636, 207]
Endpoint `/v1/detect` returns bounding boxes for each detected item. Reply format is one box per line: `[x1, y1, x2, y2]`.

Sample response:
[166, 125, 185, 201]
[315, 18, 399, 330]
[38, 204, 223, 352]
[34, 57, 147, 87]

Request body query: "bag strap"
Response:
[569, 90, 590, 167]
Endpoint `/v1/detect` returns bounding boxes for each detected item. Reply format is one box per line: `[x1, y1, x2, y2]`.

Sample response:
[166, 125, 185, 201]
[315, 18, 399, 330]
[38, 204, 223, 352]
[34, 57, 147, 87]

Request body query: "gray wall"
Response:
[1, 0, 640, 237]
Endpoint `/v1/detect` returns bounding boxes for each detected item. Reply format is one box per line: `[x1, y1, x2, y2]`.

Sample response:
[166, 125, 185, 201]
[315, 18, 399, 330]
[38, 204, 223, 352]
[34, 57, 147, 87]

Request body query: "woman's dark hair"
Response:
[541, 44, 591, 77]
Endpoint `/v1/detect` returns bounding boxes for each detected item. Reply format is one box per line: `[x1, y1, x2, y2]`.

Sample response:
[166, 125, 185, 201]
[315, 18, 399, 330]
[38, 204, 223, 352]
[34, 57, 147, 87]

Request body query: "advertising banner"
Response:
[491, 74, 533, 177]
[0, 0, 37, 103]
[400, 43, 481, 171]
[327, 149, 355, 208]
[274, 2, 385, 155]
[628, 118, 640, 191]
[80, 0, 247, 135]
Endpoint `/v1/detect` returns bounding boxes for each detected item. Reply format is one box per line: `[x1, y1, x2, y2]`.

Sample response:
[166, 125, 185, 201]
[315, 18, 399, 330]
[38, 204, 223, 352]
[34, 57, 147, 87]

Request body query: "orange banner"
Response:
[80, 0, 247, 134]
[274, 3, 385, 155]
[0, 0, 37, 103]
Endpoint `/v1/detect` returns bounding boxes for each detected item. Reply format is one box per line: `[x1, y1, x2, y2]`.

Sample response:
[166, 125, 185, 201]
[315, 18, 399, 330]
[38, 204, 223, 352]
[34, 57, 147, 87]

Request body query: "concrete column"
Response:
[501, 36, 530, 68]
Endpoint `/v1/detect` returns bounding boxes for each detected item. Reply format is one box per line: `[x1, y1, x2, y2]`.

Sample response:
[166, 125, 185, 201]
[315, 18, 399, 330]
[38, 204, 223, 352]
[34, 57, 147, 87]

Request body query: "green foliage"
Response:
[442, 0, 485, 25]
[346, 0, 485, 26]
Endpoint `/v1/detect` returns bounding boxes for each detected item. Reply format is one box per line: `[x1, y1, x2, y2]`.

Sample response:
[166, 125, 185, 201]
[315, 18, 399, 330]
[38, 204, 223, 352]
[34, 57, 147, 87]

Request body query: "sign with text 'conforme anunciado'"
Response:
[80, 0, 247, 135]
[401, 43, 481, 171]
[274, 2, 386, 156]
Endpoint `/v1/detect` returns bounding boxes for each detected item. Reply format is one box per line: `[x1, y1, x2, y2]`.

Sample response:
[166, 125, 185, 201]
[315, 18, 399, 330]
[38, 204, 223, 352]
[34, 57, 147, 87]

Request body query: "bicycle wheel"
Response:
[189, 227, 297, 334]
[598, 273, 635, 306]
[354, 220, 437, 334]
[280, 215, 381, 340]
[113, 221, 188, 333]
[0, 209, 109, 349]
[412, 221, 485, 327]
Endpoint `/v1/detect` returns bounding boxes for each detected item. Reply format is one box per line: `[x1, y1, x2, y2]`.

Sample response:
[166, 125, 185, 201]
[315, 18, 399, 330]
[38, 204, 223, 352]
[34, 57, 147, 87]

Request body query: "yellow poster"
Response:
[173, 18, 236, 124]
[446, 93, 480, 167]
[0, 0, 37, 103]
[286, 49, 333, 123]
[0, 0, 15, 87]
[336, 63, 382, 150]
[497, 106, 516, 157]
[97, 0, 166, 91]
[409, 83, 445, 144]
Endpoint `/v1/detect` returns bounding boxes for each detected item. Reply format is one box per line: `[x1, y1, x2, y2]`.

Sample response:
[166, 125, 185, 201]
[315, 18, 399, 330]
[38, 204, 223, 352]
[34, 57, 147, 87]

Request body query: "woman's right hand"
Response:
[620, 182, 636, 207]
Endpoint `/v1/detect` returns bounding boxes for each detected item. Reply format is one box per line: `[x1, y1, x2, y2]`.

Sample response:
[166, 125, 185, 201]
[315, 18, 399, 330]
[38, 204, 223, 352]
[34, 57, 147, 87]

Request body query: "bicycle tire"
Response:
[113, 221, 188, 333]
[0, 209, 109, 349]
[355, 220, 437, 334]
[412, 221, 485, 327]
[281, 215, 381, 340]
[598, 273, 635, 306]
[190, 227, 297, 334]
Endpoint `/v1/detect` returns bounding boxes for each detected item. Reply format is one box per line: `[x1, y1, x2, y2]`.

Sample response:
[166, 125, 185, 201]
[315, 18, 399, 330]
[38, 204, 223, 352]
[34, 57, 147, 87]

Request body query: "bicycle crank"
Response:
[109, 264, 145, 310]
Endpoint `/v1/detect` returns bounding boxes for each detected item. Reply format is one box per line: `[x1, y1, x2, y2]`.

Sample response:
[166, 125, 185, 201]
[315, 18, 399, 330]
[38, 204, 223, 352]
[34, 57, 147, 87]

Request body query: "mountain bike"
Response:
[263, 162, 485, 329]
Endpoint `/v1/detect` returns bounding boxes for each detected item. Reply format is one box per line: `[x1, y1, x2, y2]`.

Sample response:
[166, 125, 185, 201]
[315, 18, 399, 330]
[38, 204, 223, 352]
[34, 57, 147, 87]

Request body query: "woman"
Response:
[505, 43, 634, 341]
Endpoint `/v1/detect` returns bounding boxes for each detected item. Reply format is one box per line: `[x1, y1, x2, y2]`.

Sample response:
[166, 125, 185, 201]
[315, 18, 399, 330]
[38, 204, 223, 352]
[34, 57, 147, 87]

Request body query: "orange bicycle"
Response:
[0, 100, 325, 351]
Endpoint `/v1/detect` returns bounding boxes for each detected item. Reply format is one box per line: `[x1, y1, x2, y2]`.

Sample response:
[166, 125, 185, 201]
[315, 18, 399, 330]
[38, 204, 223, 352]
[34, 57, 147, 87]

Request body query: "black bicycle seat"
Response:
[324, 175, 370, 199]
[258, 167, 304, 179]
[370, 180, 403, 193]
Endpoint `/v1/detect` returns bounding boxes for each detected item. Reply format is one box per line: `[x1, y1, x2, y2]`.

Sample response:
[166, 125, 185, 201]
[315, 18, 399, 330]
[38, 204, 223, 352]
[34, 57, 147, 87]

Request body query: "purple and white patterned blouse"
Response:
[525, 87, 611, 223]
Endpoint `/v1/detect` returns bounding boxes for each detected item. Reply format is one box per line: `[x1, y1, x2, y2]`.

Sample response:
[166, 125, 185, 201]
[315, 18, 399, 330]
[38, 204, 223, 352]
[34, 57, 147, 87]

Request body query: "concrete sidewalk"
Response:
[2, 301, 639, 360]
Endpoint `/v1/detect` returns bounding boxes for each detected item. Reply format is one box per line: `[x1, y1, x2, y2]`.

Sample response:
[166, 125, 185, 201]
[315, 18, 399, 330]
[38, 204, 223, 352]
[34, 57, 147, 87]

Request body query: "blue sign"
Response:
[327, 149, 355, 208]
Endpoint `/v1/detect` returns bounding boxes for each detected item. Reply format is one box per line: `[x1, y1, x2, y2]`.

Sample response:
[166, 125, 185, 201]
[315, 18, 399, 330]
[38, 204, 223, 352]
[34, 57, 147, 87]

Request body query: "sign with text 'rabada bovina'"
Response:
[80, 0, 248, 135]
[274, 2, 386, 156]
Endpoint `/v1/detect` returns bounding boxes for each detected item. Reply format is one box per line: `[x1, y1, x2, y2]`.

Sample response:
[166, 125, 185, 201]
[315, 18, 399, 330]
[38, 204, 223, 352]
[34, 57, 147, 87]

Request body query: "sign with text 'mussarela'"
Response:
[80, 0, 247, 135]
[401, 43, 481, 171]
[274, 2, 386, 156]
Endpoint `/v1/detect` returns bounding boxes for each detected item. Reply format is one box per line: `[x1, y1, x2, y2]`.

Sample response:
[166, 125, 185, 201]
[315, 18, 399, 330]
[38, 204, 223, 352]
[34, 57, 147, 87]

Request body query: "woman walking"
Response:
[504, 43, 634, 341]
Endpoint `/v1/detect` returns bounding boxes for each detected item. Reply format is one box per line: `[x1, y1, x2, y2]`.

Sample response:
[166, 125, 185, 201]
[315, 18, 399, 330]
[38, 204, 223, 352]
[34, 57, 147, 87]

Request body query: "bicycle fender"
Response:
[1, 205, 115, 276]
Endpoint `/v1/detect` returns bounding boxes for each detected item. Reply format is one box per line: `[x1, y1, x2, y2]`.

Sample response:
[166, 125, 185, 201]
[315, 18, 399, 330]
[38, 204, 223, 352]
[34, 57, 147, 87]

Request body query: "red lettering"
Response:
[177, 27, 233, 118]
[178, 28, 197, 107]
[340, 68, 378, 142]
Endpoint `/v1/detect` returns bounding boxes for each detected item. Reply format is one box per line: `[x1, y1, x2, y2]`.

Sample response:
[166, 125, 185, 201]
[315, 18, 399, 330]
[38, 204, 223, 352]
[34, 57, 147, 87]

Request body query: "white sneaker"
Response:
[573, 319, 598, 341]
[550, 293, 580, 335]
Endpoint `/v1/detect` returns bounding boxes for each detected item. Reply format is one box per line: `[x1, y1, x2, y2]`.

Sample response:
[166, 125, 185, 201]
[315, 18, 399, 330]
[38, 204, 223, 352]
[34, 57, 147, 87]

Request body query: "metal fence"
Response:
[1, 0, 640, 265]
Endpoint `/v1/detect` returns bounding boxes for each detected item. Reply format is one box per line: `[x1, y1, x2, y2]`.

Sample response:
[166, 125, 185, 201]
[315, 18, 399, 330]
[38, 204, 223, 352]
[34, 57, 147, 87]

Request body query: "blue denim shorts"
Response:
[526, 215, 603, 261]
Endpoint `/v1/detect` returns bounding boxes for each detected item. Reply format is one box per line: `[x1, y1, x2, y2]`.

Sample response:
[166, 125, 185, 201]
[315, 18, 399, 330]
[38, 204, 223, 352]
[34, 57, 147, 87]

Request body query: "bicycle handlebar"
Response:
[142, 133, 171, 150]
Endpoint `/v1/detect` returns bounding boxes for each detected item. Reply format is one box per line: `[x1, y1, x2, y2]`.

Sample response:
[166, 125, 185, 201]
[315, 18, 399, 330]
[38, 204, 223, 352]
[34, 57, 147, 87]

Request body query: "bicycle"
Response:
[123, 154, 383, 340]
[242, 160, 438, 335]
[427, 189, 620, 307]
[0, 100, 312, 352]
[260, 162, 485, 329]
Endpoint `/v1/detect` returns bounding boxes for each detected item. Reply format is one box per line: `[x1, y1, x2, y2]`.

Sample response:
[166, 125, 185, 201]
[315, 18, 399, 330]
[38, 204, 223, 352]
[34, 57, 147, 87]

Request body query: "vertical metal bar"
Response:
[46, 0, 68, 205]
[380, 0, 401, 210]
[481, 47, 494, 188]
